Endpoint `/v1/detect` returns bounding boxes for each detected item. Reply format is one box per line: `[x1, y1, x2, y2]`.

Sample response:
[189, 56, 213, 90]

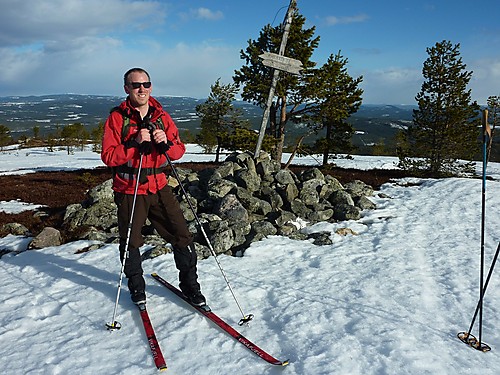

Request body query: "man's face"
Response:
[124, 71, 152, 108]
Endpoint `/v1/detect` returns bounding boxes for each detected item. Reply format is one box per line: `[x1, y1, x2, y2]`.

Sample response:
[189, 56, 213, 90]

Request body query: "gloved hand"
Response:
[138, 141, 152, 155]
[155, 140, 173, 154]
[135, 127, 153, 155]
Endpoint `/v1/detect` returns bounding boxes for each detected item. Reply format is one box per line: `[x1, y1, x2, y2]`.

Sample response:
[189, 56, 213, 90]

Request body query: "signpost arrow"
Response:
[259, 52, 303, 75]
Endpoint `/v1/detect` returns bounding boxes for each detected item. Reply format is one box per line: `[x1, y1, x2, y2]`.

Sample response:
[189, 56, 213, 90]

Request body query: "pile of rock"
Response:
[2, 151, 377, 258]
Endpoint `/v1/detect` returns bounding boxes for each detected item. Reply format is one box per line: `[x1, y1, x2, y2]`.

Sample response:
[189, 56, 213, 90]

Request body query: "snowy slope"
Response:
[1, 146, 500, 374]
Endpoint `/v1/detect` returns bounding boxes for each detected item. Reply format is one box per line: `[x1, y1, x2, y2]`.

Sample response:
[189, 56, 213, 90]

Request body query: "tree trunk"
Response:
[274, 97, 288, 163]
[215, 136, 221, 163]
[323, 122, 331, 165]
[269, 104, 278, 161]
[284, 135, 305, 169]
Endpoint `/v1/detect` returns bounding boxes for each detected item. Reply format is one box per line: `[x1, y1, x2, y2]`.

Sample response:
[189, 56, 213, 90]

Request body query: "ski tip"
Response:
[158, 365, 168, 371]
[151, 272, 158, 277]
[271, 359, 289, 366]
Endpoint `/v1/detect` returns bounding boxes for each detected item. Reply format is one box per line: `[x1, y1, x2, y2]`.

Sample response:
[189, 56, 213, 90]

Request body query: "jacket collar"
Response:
[120, 96, 164, 121]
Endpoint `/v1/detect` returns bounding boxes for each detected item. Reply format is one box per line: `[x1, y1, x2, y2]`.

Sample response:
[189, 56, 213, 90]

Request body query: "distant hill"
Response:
[0, 94, 416, 151]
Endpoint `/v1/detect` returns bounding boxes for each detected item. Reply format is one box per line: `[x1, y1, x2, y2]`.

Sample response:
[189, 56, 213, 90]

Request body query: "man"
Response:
[101, 67, 206, 307]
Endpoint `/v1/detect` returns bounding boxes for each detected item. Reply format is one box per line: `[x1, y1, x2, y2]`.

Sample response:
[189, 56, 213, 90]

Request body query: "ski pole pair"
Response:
[107, 142, 253, 330]
[458, 109, 499, 352]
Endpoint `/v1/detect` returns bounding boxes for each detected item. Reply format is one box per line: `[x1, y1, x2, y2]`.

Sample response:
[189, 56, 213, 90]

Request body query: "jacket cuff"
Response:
[123, 139, 139, 149]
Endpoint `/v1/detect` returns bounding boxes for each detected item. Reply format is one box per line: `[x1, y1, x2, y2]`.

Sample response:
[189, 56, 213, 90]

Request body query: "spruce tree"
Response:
[400, 40, 480, 176]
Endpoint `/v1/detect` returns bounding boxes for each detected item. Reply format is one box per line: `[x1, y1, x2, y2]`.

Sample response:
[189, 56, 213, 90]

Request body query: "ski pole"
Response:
[477, 109, 491, 347]
[106, 153, 145, 330]
[164, 151, 253, 325]
[458, 109, 493, 351]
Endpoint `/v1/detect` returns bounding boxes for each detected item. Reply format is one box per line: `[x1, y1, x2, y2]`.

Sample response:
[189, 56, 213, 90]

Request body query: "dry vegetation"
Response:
[0, 162, 413, 236]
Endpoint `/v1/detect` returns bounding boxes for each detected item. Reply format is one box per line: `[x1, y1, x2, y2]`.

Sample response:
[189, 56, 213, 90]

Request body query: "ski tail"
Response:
[138, 303, 168, 371]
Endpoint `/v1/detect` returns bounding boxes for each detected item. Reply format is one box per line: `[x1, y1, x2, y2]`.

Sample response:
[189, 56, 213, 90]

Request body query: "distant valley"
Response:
[0, 94, 416, 151]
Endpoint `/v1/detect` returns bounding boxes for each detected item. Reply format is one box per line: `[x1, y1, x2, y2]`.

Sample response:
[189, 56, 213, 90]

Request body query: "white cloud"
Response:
[378, 68, 421, 83]
[178, 7, 224, 23]
[0, 34, 126, 94]
[358, 61, 499, 105]
[358, 67, 422, 104]
[0, 0, 164, 47]
[192, 7, 224, 21]
[146, 42, 239, 98]
[0, 47, 43, 84]
[468, 58, 500, 103]
[0, 0, 170, 96]
[0, 34, 241, 98]
[325, 14, 369, 26]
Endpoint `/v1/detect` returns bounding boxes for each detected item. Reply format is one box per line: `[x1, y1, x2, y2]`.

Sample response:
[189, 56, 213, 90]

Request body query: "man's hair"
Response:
[123, 68, 151, 85]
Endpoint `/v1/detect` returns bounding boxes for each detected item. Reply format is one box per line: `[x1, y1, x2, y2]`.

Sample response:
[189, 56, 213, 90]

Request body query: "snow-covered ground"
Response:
[1, 145, 500, 374]
[0, 144, 401, 176]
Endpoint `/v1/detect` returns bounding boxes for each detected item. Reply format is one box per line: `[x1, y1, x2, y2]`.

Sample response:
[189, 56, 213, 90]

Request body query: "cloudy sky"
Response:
[1, 0, 499, 104]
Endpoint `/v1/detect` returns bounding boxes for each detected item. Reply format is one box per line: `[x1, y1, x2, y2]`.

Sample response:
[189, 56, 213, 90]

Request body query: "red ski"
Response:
[151, 272, 289, 366]
[137, 303, 168, 371]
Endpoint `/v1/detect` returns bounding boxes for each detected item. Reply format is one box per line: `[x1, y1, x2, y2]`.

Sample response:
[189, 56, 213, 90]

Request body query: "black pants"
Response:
[114, 184, 200, 294]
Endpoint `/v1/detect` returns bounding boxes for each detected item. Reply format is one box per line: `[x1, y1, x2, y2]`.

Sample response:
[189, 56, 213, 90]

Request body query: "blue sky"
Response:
[0, 0, 499, 105]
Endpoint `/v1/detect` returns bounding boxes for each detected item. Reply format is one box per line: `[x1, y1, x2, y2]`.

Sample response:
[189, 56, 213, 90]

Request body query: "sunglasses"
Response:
[128, 81, 152, 89]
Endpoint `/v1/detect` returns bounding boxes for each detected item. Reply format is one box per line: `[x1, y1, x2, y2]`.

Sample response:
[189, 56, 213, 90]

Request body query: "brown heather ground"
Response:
[0, 162, 413, 237]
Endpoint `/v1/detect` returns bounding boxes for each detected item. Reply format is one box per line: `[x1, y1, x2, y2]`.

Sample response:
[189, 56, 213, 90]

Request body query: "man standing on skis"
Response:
[101, 67, 206, 307]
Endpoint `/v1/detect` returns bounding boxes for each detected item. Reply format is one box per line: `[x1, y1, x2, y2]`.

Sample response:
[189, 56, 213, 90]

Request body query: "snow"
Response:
[0, 200, 44, 214]
[0, 144, 400, 176]
[1, 145, 500, 374]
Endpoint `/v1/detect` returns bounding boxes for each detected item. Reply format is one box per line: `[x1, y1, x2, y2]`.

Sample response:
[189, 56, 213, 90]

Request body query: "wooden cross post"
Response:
[253, 0, 297, 159]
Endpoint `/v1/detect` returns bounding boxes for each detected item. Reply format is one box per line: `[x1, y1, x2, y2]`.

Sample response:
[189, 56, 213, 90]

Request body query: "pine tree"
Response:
[400, 40, 480, 176]
[302, 52, 363, 165]
[195, 79, 249, 162]
[486, 95, 499, 161]
[0, 125, 12, 151]
[33, 125, 40, 139]
[61, 123, 88, 154]
[487, 96, 499, 127]
[92, 122, 104, 153]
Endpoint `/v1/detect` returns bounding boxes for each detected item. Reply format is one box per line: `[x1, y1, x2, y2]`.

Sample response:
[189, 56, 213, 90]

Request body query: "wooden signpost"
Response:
[254, 0, 298, 158]
[258, 52, 303, 75]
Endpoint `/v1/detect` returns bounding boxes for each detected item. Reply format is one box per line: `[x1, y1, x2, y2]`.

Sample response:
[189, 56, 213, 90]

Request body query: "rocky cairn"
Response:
[3, 151, 377, 259]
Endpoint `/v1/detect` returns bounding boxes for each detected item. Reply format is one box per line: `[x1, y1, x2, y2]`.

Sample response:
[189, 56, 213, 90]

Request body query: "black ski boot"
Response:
[184, 290, 206, 307]
[131, 289, 146, 305]
[128, 274, 146, 305]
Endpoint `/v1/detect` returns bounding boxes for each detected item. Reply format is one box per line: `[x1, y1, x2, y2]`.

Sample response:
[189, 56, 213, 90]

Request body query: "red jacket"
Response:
[101, 96, 186, 194]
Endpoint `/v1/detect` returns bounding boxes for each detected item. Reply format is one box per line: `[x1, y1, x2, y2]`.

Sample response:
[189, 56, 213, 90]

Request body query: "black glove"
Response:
[138, 141, 152, 155]
[123, 139, 139, 149]
[155, 140, 173, 154]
